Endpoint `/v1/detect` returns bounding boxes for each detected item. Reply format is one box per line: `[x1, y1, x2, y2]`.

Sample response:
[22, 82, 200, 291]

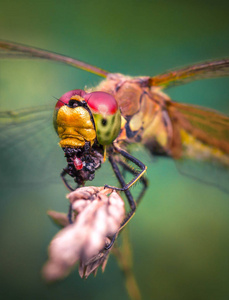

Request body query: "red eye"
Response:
[84, 92, 118, 115]
[55, 89, 86, 109]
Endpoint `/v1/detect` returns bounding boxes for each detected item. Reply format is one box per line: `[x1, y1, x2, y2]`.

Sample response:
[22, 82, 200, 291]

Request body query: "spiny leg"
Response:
[105, 153, 137, 249]
[117, 158, 148, 205]
[61, 168, 75, 191]
[61, 169, 79, 224]
[104, 144, 147, 192]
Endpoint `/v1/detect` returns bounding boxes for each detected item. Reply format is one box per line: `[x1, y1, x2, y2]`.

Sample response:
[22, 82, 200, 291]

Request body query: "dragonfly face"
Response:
[53, 89, 121, 186]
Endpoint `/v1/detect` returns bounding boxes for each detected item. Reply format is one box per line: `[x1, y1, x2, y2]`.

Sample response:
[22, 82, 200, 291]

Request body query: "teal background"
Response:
[0, 0, 229, 299]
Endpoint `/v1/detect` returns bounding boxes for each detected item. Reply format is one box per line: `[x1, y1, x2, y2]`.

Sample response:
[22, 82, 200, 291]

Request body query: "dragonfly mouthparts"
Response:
[59, 134, 86, 148]
[62, 145, 104, 186]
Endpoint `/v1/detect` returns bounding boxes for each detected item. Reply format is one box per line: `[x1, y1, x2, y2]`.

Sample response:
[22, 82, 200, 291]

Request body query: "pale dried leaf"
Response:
[47, 210, 69, 227]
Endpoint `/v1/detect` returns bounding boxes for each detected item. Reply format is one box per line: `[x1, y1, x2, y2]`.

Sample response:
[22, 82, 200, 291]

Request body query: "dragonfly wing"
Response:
[167, 101, 229, 192]
[148, 59, 229, 88]
[175, 158, 229, 193]
[0, 40, 109, 77]
[0, 105, 65, 186]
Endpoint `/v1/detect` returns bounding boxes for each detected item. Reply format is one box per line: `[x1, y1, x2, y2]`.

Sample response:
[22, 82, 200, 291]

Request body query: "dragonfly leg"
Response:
[117, 158, 148, 205]
[104, 233, 117, 250]
[108, 154, 136, 212]
[104, 154, 138, 249]
[61, 169, 81, 223]
[60, 168, 75, 191]
[68, 203, 73, 224]
[104, 144, 147, 192]
[60, 169, 75, 224]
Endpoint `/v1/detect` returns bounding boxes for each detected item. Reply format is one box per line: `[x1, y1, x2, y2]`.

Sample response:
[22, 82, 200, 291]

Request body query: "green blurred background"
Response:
[0, 0, 229, 299]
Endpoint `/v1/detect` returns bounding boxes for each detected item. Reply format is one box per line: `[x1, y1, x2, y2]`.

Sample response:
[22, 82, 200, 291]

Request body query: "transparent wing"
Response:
[167, 101, 229, 192]
[148, 59, 229, 88]
[175, 159, 229, 193]
[169, 101, 229, 150]
[0, 40, 109, 77]
[0, 105, 66, 186]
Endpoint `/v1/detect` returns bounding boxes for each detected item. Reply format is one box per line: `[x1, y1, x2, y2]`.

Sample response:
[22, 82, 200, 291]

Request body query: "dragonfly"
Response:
[0, 41, 229, 232]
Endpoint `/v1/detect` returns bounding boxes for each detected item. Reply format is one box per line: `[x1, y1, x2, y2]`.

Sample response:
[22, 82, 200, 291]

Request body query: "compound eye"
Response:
[55, 89, 86, 109]
[84, 91, 118, 115]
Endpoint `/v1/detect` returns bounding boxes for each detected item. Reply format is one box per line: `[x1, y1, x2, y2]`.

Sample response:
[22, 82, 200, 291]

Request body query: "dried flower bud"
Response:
[79, 237, 111, 279]
[42, 187, 125, 281]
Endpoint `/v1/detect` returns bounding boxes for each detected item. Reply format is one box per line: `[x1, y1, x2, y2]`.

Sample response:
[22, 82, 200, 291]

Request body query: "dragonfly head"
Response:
[54, 90, 96, 148]
[54, 89, 121, 186]
[54, 89, 121, 148]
